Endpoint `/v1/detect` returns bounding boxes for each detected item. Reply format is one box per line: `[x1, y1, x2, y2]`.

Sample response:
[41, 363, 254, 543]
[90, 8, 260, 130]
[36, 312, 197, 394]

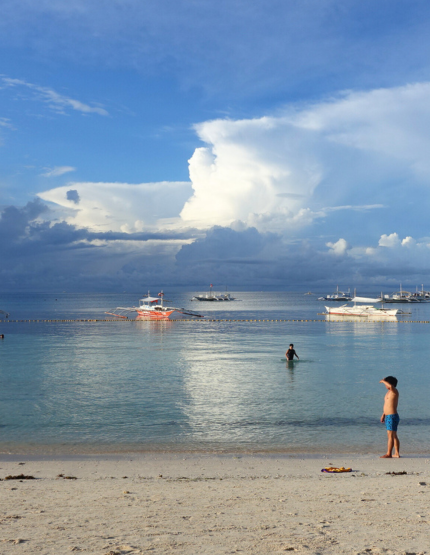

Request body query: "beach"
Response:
[1, 453, 429, 554]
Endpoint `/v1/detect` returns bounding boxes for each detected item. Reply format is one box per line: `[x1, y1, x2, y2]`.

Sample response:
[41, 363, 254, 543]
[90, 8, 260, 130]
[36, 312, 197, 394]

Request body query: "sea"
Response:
[1, 290, 430, 456]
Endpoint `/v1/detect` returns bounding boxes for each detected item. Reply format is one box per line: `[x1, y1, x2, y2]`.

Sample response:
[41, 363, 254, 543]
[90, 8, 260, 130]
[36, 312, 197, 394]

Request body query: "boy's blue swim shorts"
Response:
[385, 413, 400, 431]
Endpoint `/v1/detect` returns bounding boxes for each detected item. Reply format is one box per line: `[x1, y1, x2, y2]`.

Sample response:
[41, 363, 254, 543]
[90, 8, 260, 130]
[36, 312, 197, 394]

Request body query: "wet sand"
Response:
[1, 453, 429, 554]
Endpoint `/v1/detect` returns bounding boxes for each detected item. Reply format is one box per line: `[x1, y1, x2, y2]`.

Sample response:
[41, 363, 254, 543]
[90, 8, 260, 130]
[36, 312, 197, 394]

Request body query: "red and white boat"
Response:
[106, 291, 204, 320]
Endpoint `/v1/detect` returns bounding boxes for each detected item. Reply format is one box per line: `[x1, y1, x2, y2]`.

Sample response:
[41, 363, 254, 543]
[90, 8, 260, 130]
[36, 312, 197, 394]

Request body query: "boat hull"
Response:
[319, 296, 352, 301]
[137, 309, 203, 320]
[192, 294, 235, 301]
[325, 305, 400, 317]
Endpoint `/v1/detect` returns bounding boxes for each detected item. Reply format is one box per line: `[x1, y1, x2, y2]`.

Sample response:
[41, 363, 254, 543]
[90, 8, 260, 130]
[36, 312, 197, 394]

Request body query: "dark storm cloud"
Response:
[175, 226, 275, 262]
[0, 200, 197, 257]
[0, 198, 49, 239]
[0, 200, 200, 290]
[173, 226, 349, 287]
[2, 201, 430, 291]
[66, 189, 80, 204]
[174, 227, 430, 290]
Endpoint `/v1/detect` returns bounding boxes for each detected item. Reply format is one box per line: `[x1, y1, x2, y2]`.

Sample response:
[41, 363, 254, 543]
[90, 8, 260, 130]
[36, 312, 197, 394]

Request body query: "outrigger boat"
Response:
[383, 284, 424, 303]
[318, 286, 352, 302]
[106, 292, 204, 320]
[324, 296, 404, 317]
[191, 284, 236, 301]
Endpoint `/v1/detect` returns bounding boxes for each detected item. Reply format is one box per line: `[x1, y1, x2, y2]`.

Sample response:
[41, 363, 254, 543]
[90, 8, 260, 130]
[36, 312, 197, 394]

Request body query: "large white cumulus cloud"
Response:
[180, 82, 430, 232]
[38, 82, 430, 239]
[180, 117, 322, 229]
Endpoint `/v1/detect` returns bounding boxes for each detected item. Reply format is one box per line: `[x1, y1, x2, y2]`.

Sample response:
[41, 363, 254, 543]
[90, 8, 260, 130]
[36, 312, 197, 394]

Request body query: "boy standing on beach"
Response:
[380, 376, 400, 458]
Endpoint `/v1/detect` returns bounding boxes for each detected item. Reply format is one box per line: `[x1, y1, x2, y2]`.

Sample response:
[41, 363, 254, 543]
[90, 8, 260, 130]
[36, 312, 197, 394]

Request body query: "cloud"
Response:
[0, 199, 202, 291]
[174, 82, 430, 238]
[2, 201, 430, 291]
[7, 80, 430, 289]
[38, 180, 193, 231]
[180, 117, 322, 230]
[379, 233, 401, 248]
[176, 226, 279, 263]
[321, 232, 430, 287]
[377, 233, 419, 250]
[36, 81, 430, 248]
[402, 236, 416, 248]
[175, 227, 324, 286]
[66, 189, 80, 204]
[1, 77, 108, 116]
[323, 204, 384, 213]
[326, 238, 349, 256]
[296, 83, 430, 177]
[0, 199, 196, 252]
[30, 81, 430, 242]
[0, 199, 49, 242]
[41, 166, 76, 177]
[174, 227, 430, 288]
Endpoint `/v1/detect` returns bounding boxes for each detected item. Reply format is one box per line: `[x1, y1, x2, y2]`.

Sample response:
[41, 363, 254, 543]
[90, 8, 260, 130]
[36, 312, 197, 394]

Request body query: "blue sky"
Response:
[2, 0, 430, 291]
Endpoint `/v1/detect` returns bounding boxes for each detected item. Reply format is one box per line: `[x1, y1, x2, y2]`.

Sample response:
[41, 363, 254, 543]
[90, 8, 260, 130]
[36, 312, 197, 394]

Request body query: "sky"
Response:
[2, 0, 430, 291]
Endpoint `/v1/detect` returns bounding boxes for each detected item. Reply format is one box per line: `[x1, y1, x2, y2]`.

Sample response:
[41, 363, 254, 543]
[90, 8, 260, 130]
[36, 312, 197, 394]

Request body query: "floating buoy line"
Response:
[2, 318, 430, 324]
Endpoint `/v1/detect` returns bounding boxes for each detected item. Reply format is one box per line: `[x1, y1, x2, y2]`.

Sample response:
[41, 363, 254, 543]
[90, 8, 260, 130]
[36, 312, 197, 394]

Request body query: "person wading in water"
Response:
[286, 344, 299, 361]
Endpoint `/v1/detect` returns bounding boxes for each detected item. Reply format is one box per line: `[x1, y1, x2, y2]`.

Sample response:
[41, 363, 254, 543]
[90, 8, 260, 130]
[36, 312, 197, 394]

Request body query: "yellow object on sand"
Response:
[321, 466, 352, 473]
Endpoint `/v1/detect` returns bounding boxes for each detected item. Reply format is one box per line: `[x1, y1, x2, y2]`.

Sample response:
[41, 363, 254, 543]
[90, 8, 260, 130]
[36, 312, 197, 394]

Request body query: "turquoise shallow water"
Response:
[1, 291, 430, 454]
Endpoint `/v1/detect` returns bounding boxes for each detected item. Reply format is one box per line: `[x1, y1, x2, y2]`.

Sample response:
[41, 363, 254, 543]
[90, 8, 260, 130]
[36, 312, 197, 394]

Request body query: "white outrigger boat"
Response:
[106, 292, 204, 321]
[324, 296, 404, 317]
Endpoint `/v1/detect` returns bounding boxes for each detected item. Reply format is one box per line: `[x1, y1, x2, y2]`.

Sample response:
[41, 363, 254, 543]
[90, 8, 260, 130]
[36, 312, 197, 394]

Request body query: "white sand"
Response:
[1, 454, 429, 554]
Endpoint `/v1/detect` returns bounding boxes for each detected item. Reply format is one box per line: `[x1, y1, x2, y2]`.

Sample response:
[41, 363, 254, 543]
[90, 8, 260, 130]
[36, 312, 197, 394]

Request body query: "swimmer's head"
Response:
[383, 376, 398, 387]
[289, 344, 294, 347]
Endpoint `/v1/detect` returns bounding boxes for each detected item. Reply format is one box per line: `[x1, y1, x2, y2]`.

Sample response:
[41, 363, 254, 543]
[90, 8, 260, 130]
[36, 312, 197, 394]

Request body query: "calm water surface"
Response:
[1, 291, 429, 454]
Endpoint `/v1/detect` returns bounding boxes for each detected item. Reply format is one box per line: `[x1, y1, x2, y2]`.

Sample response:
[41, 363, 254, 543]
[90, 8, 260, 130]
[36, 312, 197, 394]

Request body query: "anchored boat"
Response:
[318, 286, 352, 302]
[106, 291, 204, 320]
[191, 284, 236, 301]
[383, 284, 427, 303]
[324, 296, 404, 317]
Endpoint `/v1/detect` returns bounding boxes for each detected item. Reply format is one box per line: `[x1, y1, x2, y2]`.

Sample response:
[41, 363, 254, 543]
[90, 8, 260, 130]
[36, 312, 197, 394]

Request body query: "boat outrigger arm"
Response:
[105, 306, 140, 319]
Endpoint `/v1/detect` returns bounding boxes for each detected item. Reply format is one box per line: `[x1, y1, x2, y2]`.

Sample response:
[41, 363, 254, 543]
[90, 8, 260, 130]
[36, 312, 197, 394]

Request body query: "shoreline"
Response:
[2, 442, 430, 460]
[2, 450, 430, 463]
